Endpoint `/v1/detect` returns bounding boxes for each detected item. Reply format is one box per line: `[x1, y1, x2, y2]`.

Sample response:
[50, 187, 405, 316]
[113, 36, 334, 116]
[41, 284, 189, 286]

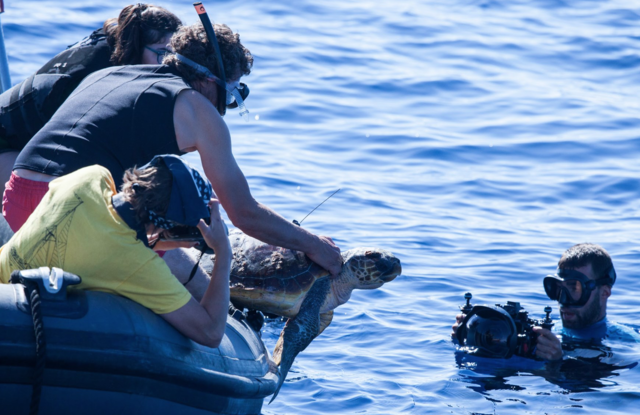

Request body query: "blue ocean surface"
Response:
[3, 0, 640, 413]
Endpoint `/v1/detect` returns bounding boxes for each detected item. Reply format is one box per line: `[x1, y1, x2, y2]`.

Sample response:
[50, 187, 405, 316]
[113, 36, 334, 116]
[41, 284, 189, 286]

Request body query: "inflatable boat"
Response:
[0, 216, 279, 415]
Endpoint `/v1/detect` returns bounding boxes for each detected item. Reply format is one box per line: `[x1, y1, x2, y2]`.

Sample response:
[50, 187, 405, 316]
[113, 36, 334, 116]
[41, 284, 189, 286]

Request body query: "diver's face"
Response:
[559, 264, 609, 329]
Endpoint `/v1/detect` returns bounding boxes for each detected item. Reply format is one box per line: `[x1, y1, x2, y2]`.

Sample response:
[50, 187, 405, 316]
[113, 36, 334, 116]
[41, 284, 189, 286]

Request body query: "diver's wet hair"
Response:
[121, 163, 173, 225]
[108, 3, 182, 65]
[558, 243, 614, 284]
[164, 23, 253, 83]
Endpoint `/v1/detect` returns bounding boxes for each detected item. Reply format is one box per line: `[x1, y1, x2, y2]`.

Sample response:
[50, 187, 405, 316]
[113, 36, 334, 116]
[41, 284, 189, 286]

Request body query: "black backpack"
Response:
[0, 29, 112, 149]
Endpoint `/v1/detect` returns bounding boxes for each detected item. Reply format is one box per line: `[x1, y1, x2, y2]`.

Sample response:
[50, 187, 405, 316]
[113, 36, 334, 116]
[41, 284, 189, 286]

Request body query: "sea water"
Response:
[3, 0, 640, 413]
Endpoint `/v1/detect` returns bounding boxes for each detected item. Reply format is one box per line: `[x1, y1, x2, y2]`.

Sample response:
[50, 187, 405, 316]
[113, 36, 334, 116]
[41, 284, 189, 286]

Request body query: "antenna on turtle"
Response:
[293, 188, 341, 226]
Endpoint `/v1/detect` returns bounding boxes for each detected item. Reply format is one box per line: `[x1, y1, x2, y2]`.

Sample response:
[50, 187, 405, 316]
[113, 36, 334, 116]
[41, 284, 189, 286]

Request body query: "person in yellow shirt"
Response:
[0, 155, 231, 348]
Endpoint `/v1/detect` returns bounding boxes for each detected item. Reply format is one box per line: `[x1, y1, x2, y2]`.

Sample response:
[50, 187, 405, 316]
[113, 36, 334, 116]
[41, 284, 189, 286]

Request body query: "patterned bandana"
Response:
[140, 155, 213, 229]
[146, 209, 179, 230]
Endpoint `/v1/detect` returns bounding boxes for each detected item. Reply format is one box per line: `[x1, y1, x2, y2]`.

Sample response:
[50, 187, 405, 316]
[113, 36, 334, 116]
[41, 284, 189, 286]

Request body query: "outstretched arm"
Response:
[174, 90, 342, 276]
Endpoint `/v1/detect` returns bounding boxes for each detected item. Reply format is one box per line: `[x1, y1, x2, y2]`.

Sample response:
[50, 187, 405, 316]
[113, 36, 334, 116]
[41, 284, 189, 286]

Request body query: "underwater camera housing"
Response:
[455, 293, 554, 359]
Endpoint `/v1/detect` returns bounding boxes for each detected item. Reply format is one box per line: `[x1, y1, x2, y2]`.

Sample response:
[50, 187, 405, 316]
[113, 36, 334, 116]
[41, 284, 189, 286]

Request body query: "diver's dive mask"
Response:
[174, 53, 250, 121]
[225, 80, 250, 108]
[543, 267, 615, 308]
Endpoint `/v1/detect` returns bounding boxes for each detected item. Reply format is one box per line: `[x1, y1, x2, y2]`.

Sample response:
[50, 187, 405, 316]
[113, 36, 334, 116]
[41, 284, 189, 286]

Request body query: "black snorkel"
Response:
[194, 2, 227, 116]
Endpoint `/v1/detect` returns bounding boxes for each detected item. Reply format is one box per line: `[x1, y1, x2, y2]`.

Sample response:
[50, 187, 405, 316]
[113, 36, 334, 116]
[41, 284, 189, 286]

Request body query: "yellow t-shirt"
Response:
[0, 165, 191, 314]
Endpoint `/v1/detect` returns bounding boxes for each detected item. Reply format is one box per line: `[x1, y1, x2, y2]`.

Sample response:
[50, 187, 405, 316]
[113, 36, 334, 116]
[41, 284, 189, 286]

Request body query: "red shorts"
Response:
[2, 172, 50, 232]
[2, 171, 166, 258]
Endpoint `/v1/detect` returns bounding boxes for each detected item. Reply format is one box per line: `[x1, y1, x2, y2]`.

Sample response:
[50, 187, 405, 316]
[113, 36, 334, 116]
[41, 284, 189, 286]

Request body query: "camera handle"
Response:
[460, 292, 474, 314]
[540, 306, 554, 330]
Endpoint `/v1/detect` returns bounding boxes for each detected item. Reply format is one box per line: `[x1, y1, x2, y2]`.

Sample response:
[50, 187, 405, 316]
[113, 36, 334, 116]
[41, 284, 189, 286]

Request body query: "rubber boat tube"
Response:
[0, 216, 279, 415]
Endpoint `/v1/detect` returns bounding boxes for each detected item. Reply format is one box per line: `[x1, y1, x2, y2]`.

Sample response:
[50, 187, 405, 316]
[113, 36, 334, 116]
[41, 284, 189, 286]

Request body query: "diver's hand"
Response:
[197, 199, 231, 259]
[451, 313, 465, 339]
[533, 327, 563, 361]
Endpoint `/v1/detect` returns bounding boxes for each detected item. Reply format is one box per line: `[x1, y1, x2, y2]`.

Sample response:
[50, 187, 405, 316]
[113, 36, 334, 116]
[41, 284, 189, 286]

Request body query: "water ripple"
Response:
[5, 0, 640, 413]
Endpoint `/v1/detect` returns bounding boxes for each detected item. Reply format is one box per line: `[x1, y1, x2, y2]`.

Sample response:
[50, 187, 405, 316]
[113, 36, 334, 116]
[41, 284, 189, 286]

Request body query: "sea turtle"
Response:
[226, 229, 402, 402]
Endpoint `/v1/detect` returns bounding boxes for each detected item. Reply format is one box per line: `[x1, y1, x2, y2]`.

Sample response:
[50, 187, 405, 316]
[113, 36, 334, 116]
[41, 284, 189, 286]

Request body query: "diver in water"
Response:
[0, 3, 182, 209]
[0, 155, 231, 348]
[452, 243, 640, 362]
[2, 17, 343, 281]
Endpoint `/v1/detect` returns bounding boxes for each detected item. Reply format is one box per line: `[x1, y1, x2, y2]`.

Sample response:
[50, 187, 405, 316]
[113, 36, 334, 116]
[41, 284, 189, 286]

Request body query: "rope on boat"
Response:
[10, 271, 46, 415]
[27, 284, 46, 415]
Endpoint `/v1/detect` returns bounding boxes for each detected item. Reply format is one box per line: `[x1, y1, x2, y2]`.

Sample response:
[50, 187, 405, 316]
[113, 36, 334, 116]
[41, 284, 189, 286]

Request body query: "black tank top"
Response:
[0, 29, 113, 149]
[14, 65, 191, 188]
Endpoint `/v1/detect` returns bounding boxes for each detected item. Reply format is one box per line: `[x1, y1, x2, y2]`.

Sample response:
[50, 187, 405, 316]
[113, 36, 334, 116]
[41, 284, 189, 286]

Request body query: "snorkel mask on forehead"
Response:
[179, 2, 250, 121]
[543, 266, 616, 308]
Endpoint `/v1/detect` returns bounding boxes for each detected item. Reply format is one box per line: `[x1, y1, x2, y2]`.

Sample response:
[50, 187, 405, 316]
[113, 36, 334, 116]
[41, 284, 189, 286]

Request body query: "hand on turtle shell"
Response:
[306, 235, 342, 278]
[197, 199, 231, 259]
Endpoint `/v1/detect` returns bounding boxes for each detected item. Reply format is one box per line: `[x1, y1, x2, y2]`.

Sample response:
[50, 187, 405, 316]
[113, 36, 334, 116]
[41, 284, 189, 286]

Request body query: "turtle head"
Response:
[342, 248, 401, 289]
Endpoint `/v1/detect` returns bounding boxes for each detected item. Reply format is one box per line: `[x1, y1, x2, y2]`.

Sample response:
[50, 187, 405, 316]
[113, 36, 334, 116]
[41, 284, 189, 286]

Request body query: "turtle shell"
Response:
[228, 229, 329, 317]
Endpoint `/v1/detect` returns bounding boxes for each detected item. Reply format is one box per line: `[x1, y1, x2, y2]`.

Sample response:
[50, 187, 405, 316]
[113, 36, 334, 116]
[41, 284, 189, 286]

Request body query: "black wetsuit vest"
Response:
[14, 65, 191, 188]
[0, 29, 113, 151]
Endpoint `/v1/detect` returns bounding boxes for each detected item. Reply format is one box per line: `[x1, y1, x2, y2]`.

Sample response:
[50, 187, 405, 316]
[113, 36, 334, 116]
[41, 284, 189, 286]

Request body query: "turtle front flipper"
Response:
[269, 277, 331, 404]
[272, 310, 333, 367]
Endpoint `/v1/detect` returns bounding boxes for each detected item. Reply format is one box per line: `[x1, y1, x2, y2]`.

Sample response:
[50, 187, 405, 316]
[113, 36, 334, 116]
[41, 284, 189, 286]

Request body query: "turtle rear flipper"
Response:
[269, 278, 330, 404]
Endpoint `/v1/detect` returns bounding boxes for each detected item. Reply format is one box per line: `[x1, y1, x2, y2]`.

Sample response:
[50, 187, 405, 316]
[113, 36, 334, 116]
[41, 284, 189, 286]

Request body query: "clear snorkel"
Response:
[227, 84, 250, 121]
[192, 2, 250, 121]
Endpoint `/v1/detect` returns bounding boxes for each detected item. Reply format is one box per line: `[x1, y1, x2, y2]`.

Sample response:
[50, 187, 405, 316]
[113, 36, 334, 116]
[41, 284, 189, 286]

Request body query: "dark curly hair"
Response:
[107, 3, 182, 66]
[164, 23, 253, 82]
[121, 163, 173, 225]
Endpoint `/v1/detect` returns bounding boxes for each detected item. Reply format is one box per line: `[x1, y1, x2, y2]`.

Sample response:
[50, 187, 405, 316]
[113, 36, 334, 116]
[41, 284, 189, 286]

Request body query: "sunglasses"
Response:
[145, 46, 168, 64]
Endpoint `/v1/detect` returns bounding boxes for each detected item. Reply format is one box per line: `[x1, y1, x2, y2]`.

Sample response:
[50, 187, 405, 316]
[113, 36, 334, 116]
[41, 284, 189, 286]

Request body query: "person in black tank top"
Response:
[0, 4, 181, 208]
[15, 65, 190, 188]
[7, 22, 345, 302]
